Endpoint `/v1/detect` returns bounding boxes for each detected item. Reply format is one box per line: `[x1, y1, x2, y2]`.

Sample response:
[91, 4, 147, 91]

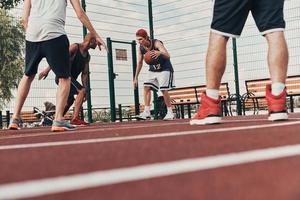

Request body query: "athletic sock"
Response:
[206, 89, 219, 100]
[144, 106, 150, 113]
[167, 107, 173, 114]
[271, 82, 285, 96]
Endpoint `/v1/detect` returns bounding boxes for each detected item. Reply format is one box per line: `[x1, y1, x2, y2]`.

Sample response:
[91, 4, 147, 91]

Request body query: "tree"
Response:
[0, 8, 24, 110]
[0, 0, 22, 10]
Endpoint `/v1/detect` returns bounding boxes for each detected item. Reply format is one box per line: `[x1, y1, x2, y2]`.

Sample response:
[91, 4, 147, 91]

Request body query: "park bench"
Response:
[242, 75, 300, 114]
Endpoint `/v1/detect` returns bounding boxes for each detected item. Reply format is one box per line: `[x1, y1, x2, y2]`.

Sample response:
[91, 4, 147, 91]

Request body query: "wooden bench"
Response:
[242, 75, 300, 114]
[168, 83, 230, 118]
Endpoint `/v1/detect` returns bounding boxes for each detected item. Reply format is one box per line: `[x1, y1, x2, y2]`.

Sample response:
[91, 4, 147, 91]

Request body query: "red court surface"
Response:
[0, 113, 300, 200]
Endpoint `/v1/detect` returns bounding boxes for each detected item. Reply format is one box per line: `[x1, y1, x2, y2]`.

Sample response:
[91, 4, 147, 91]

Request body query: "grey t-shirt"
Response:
[26, 0, 67, 42]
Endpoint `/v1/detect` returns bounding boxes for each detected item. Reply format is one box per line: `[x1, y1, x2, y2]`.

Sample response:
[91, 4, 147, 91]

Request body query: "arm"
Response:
[38, 66, 51, 80]
[133, 48, 144, 88]
[22, 0, 31, 30]
[69, 43, 78, 62]
[81, 55, 90, 89]
[151, 40, 170, 60]
[69, 0, 107, 52]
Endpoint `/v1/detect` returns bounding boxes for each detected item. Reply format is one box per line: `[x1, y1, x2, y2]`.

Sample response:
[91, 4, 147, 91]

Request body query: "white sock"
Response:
[144, 106, 150, 113]
[271, 82, 285, 96]
[167, 107, 173, 114]
[206, 89, 219, 100]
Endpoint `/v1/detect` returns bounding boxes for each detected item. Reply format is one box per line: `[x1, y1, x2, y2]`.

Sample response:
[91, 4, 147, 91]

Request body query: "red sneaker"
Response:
[71, 117, 89, 126]
[266, 84, 288, 121]
[190, 92, 222, 125]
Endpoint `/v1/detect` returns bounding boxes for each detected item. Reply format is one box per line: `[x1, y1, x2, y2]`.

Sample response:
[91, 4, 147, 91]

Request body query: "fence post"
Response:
[0, 111, 2, 129]
[232, 38, 242, 115]
[107, 37, 116, 122]
[132, 40, 140, 116]
[6, 110, 10, 128]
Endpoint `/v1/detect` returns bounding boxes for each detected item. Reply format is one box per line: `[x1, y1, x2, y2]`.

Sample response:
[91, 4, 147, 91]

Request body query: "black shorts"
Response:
[211, 0, 286, 37]
[25, 35, 70, 78]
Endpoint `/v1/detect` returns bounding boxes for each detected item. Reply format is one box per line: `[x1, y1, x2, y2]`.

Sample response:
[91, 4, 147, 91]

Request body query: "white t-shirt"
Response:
[26, 0, 67, 42]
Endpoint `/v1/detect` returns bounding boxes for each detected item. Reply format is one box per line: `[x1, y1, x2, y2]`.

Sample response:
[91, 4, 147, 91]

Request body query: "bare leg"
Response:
[265, 31, 288, 83]
[161, 90, 172, 107]
[206, 32, 229, 89]
[73, 88, 85, 120]
[144, 86, 151, 106]
[12, 75, 35, 119]
[55, 77, 71, 121]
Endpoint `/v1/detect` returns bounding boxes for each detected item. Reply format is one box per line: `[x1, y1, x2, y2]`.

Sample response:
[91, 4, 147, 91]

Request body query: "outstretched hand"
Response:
[96, 37, 108, 52]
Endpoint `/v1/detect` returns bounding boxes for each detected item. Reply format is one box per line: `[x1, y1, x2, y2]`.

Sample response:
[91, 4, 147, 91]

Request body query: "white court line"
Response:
[0, 118, 269, 140]
[2, 118, 300, 141]
[0, 144, 300, 199]
[0, 120, 300, 150]
[0, 121, 189, 140]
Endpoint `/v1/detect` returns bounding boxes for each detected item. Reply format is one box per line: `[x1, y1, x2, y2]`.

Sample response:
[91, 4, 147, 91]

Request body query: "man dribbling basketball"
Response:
[133, 29, 175, 120]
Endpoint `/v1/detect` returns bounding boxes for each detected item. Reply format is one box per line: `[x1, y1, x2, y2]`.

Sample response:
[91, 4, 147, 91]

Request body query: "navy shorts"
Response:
[211, 0, 286, 37]
[25, 35, 71, 78]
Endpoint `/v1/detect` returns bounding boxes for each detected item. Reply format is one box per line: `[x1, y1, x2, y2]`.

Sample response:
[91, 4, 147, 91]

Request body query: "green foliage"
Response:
[0, 0, 22, 10]
[0, 9, 24, 110]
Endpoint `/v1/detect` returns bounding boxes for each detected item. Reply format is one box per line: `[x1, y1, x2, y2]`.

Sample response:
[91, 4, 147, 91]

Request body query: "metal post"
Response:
[6, 110, 10, 128]
[232, 38, 242, 115]
[118, 104, 123, 122]
[147, 0, 158, 119]
[107, 37, 116, 122]
[81, 0, 93, 123]
[0, 111, 2, 129]
[131, 40, 140, 115]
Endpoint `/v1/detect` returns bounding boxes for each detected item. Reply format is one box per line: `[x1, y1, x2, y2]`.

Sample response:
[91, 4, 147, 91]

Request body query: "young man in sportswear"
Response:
[9, 0, 107, 131]
[38, 33, 97, 126]
[190, 0, 289, 125]
[133, 29, 175, 120]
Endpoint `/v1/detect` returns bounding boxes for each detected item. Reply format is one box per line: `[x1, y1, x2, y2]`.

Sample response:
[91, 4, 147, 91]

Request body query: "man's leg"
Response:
[143, 86, 151, 114]
[161, 90, 175, 120]
[12, 75, 35, 119]
[144, 86, 151, 107]
[206, 32, 229, 90]
[190, 32, 229, 125]
[55, 77, 71, 121]
[265, 31, 289, 121]
[73, 88, 86, 119]
[266, 31, 288, 86]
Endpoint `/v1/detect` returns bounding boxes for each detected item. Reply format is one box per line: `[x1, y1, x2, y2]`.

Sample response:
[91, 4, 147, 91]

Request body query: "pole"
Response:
[147, 0, 158, 119]
[232, 38, 242, 115]
[107, 38, 116, 122]
[132, 40, 140, 115]
[81, 0, 93, 122]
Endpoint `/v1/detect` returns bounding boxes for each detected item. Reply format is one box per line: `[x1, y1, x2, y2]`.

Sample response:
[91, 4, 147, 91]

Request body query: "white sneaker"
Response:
[136, 111, 151, 120]
[163, 112, 175, 120]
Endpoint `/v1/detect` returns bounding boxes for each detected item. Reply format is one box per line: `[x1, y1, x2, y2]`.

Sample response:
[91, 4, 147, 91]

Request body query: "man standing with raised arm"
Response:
[9, 0, 107, 131]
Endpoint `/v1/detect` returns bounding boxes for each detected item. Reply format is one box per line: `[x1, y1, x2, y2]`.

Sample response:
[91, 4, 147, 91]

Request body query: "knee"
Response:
[144, 86, 151, 92]
[24, 74, 35, 82]
[79, 88, 86, 95]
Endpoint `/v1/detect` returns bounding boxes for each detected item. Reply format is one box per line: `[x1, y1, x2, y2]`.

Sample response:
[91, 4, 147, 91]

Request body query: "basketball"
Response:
[144, 51, 159, 65]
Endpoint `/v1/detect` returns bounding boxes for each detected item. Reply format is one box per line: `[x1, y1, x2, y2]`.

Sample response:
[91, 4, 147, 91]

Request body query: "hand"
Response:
[133, 78, 138, 89]
[38, 70, 48, 80]
[96, 36, 108, 52]
[150, 50, 161, 59]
